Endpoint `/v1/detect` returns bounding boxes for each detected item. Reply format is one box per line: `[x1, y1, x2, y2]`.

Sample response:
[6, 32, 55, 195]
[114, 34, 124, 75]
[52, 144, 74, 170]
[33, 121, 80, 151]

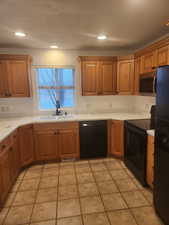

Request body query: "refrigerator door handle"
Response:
[153, 74, 157, 94]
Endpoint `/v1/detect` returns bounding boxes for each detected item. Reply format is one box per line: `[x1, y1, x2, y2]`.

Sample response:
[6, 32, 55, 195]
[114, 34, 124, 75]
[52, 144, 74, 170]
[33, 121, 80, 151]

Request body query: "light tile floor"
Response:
[0, 158, 164, 225]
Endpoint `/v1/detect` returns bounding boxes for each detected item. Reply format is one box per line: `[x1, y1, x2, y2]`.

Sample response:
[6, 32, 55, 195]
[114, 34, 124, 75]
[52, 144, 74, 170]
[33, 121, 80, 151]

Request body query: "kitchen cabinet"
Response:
[146, 135, 154, 188]
[100, 61, 117, 95]
[19, 124, 34, 167]
[79, 56, 117, 96]
[81, 60, 99, 96]
[34, 122, 79, 160]
[34, 130, 59, 160]
[10, 130, 20, 182]
[117, 59, 134, 95]
[0, 136, 12, 205]
[109, 120, 124, 157]
[0, 61, 8, 97]
[0, 55, 32, 98]
[156, 45, 169, 66]
[133, 57, 141, 95]
[59, 128, 79, 159]
[140, 51, 156, 74]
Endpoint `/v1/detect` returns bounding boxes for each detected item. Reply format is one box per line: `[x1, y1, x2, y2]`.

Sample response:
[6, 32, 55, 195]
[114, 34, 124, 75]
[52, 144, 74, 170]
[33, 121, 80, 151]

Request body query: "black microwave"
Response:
[139, 73, 156, 95]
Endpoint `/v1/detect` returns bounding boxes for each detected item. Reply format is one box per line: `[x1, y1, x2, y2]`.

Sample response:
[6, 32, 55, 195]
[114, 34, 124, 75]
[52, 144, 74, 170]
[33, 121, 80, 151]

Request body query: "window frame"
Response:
[34, 66, 76, 111]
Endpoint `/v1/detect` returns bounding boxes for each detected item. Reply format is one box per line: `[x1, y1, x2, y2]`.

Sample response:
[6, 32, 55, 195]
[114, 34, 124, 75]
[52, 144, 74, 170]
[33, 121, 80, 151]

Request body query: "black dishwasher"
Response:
[79, 120, 107, 159]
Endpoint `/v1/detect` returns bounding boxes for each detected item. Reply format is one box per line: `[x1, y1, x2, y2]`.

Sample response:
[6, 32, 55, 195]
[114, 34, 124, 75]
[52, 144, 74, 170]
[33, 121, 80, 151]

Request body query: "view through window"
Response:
[36, 68, 75, 110]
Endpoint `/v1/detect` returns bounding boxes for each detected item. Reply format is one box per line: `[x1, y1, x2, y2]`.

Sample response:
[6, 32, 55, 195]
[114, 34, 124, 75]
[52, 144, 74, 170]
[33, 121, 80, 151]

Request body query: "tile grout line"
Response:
[55, 163, 61, 225]
[74, 161, 85, 225]
[1, 168, 28, 225]
[89, 159, 112, 225]
[28, 164, 45, 225]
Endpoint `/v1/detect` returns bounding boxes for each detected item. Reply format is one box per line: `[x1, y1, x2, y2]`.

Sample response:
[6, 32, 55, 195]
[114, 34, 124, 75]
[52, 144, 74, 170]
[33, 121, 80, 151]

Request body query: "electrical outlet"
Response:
[0, 106, 9, 112]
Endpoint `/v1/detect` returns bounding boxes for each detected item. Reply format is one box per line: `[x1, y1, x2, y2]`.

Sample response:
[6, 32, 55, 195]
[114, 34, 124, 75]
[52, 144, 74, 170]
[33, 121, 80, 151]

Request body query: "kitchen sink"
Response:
[39, 114, 74, 120]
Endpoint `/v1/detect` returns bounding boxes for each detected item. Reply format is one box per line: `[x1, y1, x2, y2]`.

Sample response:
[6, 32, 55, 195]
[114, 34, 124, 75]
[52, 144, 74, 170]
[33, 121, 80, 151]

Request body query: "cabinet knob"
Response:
[2, 145, 6, 149]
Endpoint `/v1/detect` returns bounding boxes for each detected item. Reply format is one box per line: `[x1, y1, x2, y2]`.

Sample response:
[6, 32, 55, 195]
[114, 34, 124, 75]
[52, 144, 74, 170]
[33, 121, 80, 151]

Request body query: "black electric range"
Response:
[124, 118, 154, 186]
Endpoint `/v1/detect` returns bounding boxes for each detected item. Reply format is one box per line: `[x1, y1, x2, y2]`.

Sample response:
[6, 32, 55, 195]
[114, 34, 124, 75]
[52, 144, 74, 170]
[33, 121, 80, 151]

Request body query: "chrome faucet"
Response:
[56, 100, 61, 115]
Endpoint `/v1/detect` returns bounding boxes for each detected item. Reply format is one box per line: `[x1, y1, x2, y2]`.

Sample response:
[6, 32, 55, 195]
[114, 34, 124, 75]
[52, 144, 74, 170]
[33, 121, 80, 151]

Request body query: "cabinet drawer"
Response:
[34, 122, 79, 131]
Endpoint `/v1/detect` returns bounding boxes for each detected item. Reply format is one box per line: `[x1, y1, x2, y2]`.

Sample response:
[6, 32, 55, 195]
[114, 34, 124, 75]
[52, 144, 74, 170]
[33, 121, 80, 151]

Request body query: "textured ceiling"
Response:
[0, 0, 169, 50]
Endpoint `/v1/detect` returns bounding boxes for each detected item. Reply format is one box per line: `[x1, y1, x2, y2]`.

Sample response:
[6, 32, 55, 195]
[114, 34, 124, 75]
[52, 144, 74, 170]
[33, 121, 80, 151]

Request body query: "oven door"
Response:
[124, 122, 148, 186]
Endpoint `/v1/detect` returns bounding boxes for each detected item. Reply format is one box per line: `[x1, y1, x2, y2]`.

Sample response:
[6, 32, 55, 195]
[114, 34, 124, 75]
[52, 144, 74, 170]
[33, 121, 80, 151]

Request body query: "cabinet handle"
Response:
[97, 92, 102, 95]
[54, 130, 60, 135]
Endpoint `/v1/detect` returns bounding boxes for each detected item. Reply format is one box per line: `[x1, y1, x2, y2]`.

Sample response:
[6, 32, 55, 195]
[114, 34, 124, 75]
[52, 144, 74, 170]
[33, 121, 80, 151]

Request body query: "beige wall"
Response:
[0, 48, 154, 116]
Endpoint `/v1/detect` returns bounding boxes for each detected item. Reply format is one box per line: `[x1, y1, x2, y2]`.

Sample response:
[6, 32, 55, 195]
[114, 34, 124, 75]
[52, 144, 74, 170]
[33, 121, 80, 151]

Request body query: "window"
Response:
[36, 68, 75, 110]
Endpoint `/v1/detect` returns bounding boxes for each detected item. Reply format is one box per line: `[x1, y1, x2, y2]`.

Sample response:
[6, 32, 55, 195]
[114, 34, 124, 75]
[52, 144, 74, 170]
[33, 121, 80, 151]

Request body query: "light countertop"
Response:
[0, 112, 150, 142]
[147, 130, 155, 137]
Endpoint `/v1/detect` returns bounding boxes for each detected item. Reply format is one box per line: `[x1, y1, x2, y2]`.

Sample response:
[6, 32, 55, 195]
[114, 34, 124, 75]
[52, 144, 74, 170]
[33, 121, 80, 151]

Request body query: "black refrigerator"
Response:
[154, 65, 169, 225]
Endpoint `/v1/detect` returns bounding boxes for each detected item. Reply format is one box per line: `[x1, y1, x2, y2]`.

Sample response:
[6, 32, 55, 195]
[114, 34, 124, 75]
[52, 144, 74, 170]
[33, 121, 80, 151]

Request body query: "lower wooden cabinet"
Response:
[109, 120, 124, 157]
[10, 130, 20, 182]
[34, 122, 80, 161]
[19, 124, 34, 167]
[0, 137, 13, 205]
[146, 135, 154, 188]
[59, 128, 79, 159]
[34, 130, 59, 160]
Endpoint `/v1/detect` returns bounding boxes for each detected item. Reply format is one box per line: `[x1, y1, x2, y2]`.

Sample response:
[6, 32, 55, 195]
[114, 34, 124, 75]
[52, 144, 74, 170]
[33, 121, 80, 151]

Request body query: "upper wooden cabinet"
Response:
[79, 56, 117, 96]
[100, 61, 117, 95]
[156, 45, 169, 67]
[81, 60, 99, 96]
[140, 51, 156, 74]
[133, 57, 141, 95]
[0, 55, 32, 98]
[117, 58, 134, 95]
[19, 124, 34, 167]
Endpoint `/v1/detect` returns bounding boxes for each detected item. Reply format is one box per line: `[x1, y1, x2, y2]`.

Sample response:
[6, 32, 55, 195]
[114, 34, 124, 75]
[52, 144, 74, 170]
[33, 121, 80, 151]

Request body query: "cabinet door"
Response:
[141, 52, 156, 74]
[19, 125, 34, 167]
[100, 61, 116, 95]
[0, 61, 8, 97]
[134, 57, 141, 95]
[110, 120, 124, 157]
[82, 61, 99, 96]
[156, 46, 169, 66]
[117, 60, 134, 95]
[10, 131, 20, 181]
[59, 129, 79, 159]
[147, 135, 154, 188]
[7, 60, 30, 97]
[0, 147, 12, 203]
[34, 130, 59, 160]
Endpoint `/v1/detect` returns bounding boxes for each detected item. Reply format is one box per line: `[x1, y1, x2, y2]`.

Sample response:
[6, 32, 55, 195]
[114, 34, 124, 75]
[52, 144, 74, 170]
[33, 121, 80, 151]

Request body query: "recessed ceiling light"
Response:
[15, 32, 26, 37]
[50, 45, 58, 49]
[97, 35, 107, 40]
